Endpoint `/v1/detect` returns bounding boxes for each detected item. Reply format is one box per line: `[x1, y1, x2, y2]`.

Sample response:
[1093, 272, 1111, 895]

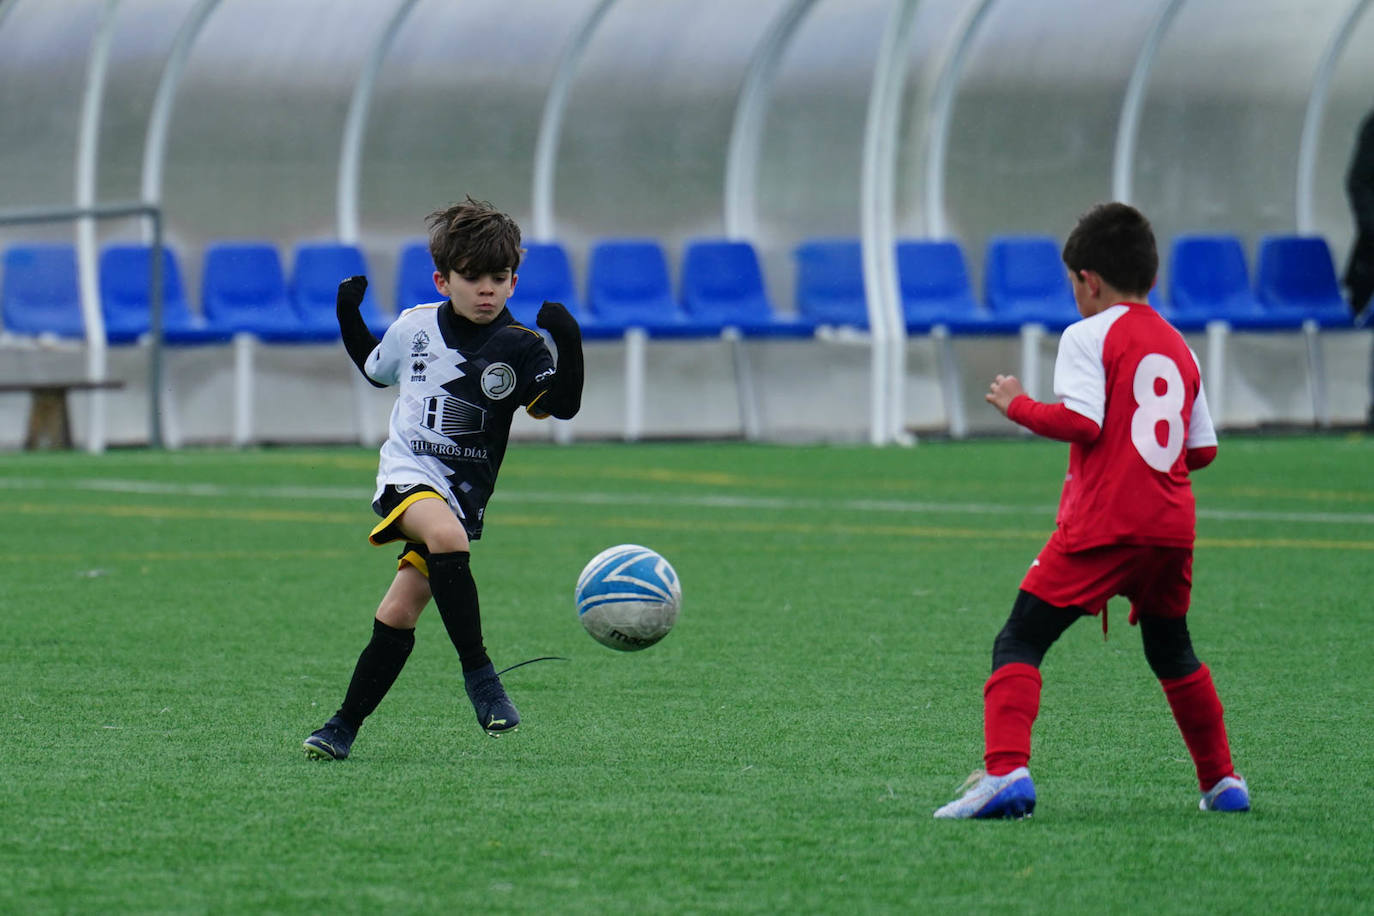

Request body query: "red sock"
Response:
[1160, 664, 1235, 791]
[983, 662, 1042, 776]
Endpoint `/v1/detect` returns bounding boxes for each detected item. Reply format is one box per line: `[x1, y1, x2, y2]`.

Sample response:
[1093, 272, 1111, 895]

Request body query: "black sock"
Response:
[427, 550, 491, 673]
[336, 618, 415, 730]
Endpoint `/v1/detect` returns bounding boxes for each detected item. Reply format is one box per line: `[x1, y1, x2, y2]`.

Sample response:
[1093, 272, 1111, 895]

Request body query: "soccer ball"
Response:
[575, 544, 681, 651]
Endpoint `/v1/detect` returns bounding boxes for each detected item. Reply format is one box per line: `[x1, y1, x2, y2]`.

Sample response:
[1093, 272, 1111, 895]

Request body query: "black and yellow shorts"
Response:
[369, 484, 448, 576]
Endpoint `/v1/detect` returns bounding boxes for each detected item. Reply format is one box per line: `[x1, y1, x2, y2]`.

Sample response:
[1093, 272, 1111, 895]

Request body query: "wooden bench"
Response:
[0, 380, 125, 450]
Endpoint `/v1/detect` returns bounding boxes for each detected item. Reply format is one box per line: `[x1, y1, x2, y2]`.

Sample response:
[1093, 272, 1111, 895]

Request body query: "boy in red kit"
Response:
[934, 202, 1249, 819]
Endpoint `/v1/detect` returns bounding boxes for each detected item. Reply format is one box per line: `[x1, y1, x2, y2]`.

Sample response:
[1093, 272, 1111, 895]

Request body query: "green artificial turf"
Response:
[1, 434, 1371, 913]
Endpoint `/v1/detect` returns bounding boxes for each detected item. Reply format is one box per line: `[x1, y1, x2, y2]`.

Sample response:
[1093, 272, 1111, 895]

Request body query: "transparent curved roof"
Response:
[1, 0, 1370, 308]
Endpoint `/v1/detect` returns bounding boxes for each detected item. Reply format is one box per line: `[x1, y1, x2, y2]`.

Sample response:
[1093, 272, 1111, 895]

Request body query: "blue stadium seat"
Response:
[796, 238, 1009, 333]
[1255, 235, 1351, 327]
[1165, 234, 1271, 329]
[984, 235, 1079, 328]
[896, 239, 1005, 333]
[99, 244, 226, 344]
[2, 243, 84, 338]
[291, 242, 391, 337]
[794, 238, 867, 328]
[506, 241, 584, 328]
[394, 241, 443, 313]
[586, 239, 703, 336]
[202, 242, 325, 342]
[680, 239, 812, 337]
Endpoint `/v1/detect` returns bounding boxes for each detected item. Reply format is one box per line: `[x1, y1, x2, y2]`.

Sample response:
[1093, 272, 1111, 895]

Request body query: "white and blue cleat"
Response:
[934, 767, 1037, 820]
[1199, 775, 1250, 812]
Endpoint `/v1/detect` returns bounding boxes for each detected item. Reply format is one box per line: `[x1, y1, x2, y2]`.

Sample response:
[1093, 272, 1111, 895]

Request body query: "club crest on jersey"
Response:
[480, 362, 516, 400]
[410, 330, 431, 356]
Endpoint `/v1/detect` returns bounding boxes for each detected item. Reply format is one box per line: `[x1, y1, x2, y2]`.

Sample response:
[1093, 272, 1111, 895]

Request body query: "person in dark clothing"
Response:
[1345, 108, 1374, 324]
[303, 197, 584, 760]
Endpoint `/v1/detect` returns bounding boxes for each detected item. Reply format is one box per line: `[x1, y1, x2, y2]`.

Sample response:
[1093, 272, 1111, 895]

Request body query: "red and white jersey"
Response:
[1049, 303, 1216, 551]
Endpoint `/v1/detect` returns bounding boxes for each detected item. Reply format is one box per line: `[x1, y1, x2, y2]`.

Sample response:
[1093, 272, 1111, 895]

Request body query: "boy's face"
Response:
[434, 266, 517, 325]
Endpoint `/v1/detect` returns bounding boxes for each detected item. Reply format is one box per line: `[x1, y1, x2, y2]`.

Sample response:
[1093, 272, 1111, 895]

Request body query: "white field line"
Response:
[1, 475, 1372, 526]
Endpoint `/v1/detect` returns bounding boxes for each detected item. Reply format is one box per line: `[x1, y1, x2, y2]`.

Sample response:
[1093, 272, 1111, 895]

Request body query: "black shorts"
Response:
[367, 484, 444, 575]
[370, 484, 445, 542]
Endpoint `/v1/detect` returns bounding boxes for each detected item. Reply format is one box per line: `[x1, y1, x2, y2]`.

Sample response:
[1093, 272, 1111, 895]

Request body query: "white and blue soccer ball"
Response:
[575, 544, 682, 651]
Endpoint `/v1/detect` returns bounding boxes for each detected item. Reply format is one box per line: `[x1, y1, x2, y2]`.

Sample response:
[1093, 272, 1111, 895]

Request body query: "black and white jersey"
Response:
[363, 301, 556, 539]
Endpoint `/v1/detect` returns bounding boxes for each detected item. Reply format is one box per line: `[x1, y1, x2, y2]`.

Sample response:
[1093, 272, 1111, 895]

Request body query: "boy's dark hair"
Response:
[425, 196, 523, 277]
[1061, 202, 1158, 295]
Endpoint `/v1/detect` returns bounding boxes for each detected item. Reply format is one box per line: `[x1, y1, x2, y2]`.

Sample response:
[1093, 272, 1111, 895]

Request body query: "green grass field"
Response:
[2, 434, 1372, 913]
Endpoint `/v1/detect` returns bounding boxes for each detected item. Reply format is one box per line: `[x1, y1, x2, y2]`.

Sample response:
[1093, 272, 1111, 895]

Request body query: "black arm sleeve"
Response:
[533, 301, 583, 419]
[537, 325, 583, 419]
[338, 296, 385, 388]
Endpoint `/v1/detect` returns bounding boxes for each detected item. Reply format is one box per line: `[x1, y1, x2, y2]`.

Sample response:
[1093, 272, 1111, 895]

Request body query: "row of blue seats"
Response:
[2, 242, 386, 345]
[391, 233, 1357, 334]
[0, 233, 1355, 346]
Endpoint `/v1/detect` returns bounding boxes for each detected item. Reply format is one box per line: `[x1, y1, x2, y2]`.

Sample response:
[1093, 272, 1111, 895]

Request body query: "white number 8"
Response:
[1131, 353, 1185, 472]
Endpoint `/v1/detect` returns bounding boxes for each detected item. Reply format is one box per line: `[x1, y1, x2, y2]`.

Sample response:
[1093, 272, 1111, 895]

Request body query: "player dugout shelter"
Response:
[1, 0, 1371, 450]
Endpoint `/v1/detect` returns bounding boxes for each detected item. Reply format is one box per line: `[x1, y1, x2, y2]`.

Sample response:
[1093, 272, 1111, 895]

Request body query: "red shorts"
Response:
[1020, 528, 1193, 624]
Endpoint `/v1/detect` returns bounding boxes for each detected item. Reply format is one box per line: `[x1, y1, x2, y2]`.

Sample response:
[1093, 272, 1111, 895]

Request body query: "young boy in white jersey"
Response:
[304, 197, 583, 759]
[934, 202, 1250, 817]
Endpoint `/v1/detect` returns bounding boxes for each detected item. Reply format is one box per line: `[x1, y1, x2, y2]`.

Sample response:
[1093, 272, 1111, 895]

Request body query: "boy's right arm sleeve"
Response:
[531, 301, 583, 419]
[1006, 395, 1101, 443]
[337, 275, 386, 388]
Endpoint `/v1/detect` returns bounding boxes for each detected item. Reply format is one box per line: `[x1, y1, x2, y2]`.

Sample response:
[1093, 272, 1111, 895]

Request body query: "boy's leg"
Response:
[426, 550, 491, 673]
[935, 591, 1081, 819]
[336, 565, 431, 725]
[395, 497, 518, 735]
[982, 665, 1042, 776]
[1134, 545, 1246, 810]
[392, 496, 492, 673]
[337, 618, 416, 726]
[1160, 664, 1236, 792]
[426, 549, 519, 734]
[304, 568, 427, 760]
[1139, 614, 1241, 797]
[984, 590, 1084, 774]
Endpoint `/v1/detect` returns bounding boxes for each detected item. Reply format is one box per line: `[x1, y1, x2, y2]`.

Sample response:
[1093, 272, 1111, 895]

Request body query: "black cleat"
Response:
[464, 664, 520, 736]
[303, 715, 356, 760]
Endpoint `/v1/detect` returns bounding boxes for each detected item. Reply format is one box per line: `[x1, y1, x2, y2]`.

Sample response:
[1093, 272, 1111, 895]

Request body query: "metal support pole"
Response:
[149, 209, 165, 448]
[531, 0, 618, 241]
[1296, 0, 1372, 232]
[1112, 0, 1185, 205]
